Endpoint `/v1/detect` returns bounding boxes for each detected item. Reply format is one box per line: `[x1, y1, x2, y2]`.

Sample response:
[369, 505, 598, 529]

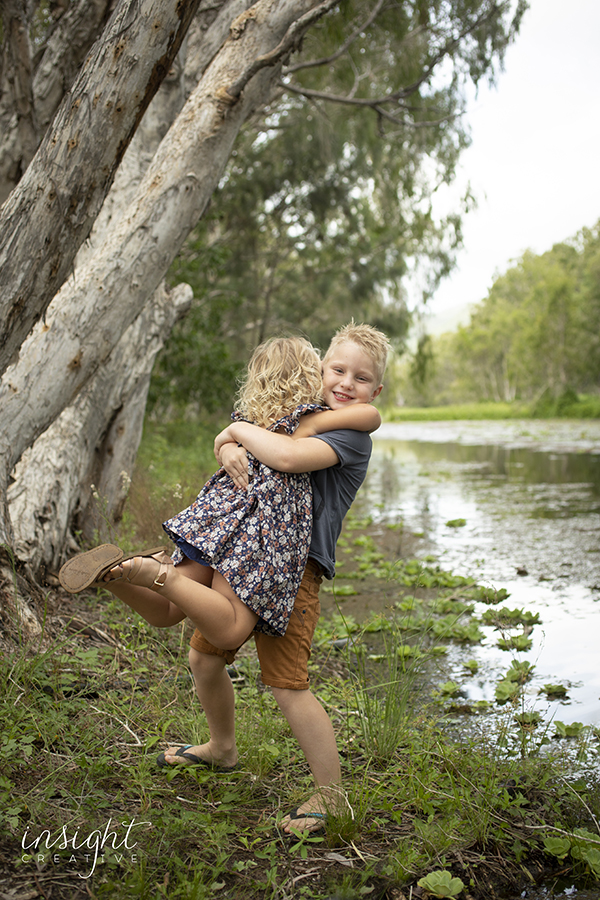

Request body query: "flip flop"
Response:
[284, 806, 328, 835]
[156, 745, 237, 772]
[58, 544, 169, 593]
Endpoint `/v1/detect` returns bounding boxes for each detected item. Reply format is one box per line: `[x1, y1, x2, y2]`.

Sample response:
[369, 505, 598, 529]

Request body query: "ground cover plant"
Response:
[2, 435, 600, 898]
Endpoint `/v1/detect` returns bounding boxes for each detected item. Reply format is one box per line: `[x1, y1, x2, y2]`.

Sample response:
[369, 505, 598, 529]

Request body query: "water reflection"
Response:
[364, 421, 600, 726]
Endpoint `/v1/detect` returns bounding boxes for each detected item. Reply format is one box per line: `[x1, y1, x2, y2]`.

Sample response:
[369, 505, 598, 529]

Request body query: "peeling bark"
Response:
[0, 0, 202, 377]
[8, 282, 192, 577]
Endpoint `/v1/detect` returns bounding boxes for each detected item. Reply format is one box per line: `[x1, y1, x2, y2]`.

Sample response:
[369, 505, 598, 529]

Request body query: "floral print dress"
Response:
[162, 404, 325, 637]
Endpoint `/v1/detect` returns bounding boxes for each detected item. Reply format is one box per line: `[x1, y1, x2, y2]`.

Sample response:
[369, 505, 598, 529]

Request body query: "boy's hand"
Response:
[220, 442, 249, 490]
[214, 426, 235, 461]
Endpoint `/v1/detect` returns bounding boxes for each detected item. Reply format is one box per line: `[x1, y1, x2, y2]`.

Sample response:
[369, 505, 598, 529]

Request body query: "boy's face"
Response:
[322, 341, 383, 409]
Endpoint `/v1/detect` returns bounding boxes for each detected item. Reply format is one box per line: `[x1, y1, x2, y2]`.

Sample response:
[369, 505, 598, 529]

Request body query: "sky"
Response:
[424, 0, 600, 333]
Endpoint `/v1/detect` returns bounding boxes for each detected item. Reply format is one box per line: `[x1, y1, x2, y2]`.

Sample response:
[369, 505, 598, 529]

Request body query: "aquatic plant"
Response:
[481, 606, 540, 627]
[540, 683, 569, 699]
[497, 633, 533, 652]
[467, 585, 511, 604]
[418, 870, 465, 898]
[554, 721, 585, 738]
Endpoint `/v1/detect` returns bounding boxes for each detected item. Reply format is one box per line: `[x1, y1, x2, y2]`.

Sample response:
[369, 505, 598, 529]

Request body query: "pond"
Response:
[365, 419, 600, 729]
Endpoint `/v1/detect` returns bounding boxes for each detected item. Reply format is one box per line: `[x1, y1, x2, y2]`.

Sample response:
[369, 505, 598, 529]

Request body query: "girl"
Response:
[59, 336, 379, 650]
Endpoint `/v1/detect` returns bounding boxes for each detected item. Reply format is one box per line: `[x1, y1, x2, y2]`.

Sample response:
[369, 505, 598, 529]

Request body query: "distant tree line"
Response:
[402, 222, 600, 407]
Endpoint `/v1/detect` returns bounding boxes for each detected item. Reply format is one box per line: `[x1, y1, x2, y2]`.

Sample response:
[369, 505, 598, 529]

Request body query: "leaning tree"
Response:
[0, 0, 526, 637]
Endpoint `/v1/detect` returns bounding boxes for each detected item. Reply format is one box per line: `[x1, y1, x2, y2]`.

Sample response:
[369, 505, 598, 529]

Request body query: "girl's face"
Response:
[321, 341, 382, 409]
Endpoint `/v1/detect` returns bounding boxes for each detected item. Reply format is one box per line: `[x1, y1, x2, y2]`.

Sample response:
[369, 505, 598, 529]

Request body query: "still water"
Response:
[365, 420, 600, 727]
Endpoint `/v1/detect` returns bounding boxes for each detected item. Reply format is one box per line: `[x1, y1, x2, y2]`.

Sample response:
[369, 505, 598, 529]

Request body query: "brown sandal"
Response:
[106, 552, 172, 590]
[58, 544, 170, 593]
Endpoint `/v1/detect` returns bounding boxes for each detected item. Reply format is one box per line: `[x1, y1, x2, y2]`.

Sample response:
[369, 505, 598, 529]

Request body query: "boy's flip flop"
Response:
[58, 543, 169, 593]
[284, 807, 328, 835]
[156, 745, 237, 772]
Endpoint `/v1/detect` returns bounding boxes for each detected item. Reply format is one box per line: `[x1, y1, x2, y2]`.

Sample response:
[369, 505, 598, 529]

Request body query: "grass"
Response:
[381, 394, 600, 421]
[2, 510, 600, 898]
[3, 422, 600, 897]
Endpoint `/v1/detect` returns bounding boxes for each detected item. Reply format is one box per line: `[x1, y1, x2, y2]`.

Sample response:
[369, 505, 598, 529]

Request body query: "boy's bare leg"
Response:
[272, 687, 343, 832]
[161, 648, 238, 769]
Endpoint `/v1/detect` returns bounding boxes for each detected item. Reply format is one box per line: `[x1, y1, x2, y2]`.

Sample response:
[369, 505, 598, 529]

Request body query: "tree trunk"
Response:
[0, 0, 115, 205]
[0, 0, 332, 481]
[0, 0, 38, 201]
[0, 0, 202, 377]
[5, 1, 248, 574]
[0, 0, 335, 641]
[8, 282, 192, 579]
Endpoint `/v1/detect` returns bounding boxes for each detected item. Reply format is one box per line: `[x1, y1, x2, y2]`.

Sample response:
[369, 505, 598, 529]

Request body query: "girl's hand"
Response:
[220, 443, 250, 490]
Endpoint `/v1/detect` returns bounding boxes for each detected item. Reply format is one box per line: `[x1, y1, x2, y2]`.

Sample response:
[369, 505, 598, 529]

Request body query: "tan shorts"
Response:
[189, 559, 323, 690]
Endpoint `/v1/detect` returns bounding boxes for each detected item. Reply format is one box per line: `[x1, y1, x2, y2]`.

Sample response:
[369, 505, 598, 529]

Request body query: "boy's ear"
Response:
[371, 384, 383, 401]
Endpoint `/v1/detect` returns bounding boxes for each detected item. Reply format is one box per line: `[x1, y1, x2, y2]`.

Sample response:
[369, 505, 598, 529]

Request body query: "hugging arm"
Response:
[216, 403, 379, 486]
[293, 403, 380, 439]
[217, 423, 339, 477]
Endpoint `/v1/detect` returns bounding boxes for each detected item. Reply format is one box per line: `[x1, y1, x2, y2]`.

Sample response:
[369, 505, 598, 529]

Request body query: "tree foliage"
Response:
[417, 222, 600, 405]
[151, 0, 527, 414]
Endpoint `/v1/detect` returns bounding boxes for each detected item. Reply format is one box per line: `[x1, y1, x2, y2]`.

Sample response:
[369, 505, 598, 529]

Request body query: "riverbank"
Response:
[382, 397, 600, 421]
[2, 515, 600, 899]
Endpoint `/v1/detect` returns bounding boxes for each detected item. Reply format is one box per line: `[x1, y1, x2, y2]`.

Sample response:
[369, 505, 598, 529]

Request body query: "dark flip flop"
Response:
[285, 806, 328, 836]
[156, 745, 237, 772]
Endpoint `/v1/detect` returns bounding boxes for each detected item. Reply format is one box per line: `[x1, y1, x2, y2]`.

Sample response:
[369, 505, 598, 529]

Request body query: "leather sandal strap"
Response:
[153, 563, 169, 587]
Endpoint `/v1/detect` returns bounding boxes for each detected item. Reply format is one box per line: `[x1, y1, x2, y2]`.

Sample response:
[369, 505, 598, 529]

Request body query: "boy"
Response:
[161, 322, 390, 833]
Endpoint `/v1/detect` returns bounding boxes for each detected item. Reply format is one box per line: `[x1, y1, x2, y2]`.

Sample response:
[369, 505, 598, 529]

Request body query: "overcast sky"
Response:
[424, 0, 600, 331]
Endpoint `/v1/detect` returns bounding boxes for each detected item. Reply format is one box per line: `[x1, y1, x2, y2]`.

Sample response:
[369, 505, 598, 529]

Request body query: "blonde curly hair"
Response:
[235, 337, 323, 428]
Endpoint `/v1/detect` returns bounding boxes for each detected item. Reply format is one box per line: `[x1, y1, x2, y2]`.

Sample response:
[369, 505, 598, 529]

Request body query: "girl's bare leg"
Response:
[103, 557, 211, 628]
[108, 557, 259, 648]
[162, 648, 238, 769]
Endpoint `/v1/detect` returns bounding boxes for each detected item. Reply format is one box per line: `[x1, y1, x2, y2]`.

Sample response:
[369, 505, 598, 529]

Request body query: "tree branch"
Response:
[225, 0, 338, 100]
[277, 0, 505, 128]
[284, 0, 386, 74]
[278, 81, 457, 128]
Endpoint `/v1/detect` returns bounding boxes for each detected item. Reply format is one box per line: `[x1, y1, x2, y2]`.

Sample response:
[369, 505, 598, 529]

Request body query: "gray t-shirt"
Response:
[308, 429, 373, 579]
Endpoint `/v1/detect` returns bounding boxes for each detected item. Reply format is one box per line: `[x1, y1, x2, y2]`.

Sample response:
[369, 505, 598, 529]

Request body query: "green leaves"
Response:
[417, 869, 465, 898]
[153, 1, 527, 415]
[544, 829, 600, 878]
[423, 221, 600, 405]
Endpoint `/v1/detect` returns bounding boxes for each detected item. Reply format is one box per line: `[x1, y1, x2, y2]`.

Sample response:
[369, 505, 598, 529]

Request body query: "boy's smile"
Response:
[322, 341, 382, 409]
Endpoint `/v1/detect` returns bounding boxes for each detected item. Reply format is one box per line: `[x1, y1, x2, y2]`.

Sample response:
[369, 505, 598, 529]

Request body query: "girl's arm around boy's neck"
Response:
[293, 402, 380, 439]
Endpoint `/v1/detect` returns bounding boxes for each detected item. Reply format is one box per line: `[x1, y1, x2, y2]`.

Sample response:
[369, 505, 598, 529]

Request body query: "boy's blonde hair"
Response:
[323, 322, 390, 385]
[235, 337, 323, 428]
